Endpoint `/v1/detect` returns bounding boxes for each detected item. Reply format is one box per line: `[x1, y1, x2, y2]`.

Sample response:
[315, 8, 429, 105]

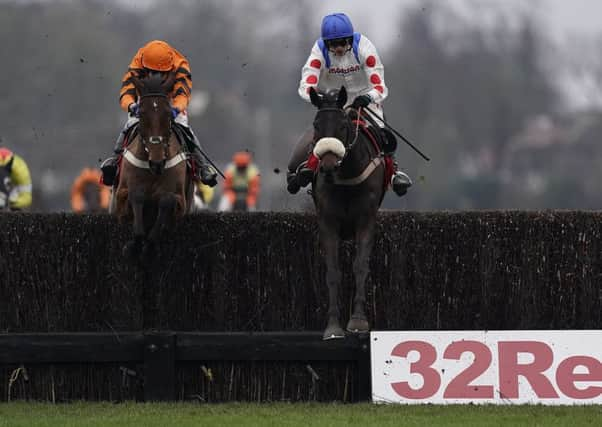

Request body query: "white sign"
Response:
[371, 330, 602, 405]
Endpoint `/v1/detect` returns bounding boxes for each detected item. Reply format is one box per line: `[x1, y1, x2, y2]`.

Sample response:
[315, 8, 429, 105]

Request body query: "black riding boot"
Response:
[100, 129, 127, 186]
[391, 160, 412, 196]
[286, 162, 314, 194]
[378, 127, 412, 196]
[184, 128, 218, 187]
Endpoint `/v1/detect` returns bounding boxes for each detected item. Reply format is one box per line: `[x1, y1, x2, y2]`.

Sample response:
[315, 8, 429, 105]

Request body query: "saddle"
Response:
[348, 110, 396, 190]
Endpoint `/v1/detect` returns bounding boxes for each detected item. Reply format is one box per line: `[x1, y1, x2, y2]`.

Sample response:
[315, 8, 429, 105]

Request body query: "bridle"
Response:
[122, 92, 187, 171]
[138, 92, 173, 158]
[314, 106, 361, 160]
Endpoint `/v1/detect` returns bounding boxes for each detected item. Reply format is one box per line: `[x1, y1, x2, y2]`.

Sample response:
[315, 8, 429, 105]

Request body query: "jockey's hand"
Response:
[171, 107, 179, 119]
[351, 94, 371, 109]
[128, 102, 139, 117]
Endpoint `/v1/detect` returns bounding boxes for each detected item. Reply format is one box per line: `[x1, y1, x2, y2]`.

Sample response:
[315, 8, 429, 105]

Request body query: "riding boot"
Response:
[100, 129, 127, 186]
[186, 129, 218, 187]
[378, 127, 412, 196]
[391, 160, 412, 197]
[286, 170, 301, 194]
[286, 162, 314, 194]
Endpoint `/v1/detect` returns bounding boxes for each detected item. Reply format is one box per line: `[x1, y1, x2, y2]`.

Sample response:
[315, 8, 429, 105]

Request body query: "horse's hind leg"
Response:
[319, 219, 345, 340]
[347, 217, 376, 334]
[123, 188, 145, 259]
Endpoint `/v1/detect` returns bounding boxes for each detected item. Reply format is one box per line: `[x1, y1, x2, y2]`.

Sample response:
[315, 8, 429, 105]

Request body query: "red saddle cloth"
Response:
[306, 122, 394, 190]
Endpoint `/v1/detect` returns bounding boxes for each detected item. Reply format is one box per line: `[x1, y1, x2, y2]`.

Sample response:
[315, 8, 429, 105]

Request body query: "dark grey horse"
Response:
[308, 86, 386, 340]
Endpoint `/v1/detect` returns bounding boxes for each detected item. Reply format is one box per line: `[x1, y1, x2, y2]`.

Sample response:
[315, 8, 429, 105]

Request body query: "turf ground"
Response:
[1, 402, 601, 427]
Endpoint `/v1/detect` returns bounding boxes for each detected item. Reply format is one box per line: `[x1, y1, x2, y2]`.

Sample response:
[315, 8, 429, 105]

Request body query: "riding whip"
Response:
[363, 106, 431, 162]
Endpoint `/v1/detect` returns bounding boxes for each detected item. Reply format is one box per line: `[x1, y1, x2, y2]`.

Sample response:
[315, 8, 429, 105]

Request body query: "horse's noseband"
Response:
[148, 136, 165, 145]
[314, 107, 358, 158]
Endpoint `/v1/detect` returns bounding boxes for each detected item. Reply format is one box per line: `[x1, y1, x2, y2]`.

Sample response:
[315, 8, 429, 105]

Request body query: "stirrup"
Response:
[295, 162, 314, 188]
[391, 171, 412, 196]
[100, 157, 119, 186]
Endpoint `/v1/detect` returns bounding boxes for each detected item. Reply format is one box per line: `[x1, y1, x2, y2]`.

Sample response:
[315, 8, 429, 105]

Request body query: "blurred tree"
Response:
[385, 2, 559, 209]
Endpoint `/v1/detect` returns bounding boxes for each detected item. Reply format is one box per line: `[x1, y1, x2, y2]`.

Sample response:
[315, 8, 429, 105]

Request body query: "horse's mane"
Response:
[140, 73, 169, 95]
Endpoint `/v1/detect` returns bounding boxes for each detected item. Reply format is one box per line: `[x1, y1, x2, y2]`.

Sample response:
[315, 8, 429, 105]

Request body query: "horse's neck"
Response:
[339, 131, 375, 178]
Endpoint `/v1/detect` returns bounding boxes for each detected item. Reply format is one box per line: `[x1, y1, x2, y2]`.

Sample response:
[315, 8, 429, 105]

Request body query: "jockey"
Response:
[194, 182, 215, 211]
[71, 167, 110, 213]
[218, 151, 260, 212]
[100, 40, 217, 187]
[287, 13, 412, 196]
[0, 148, 32, 211]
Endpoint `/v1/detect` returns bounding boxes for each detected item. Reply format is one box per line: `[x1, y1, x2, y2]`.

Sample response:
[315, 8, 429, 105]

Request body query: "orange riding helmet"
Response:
[140, 40, 175, 72]
[233, 151, 252, 168]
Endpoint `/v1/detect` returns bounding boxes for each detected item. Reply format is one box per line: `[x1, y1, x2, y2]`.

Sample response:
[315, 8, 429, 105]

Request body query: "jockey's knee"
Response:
[174, 111, 189, 127]
[381, 128, 397, 155]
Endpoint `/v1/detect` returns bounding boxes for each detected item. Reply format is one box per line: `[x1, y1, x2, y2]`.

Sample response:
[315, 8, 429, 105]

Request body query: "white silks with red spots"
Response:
[298, 34, 388, 122]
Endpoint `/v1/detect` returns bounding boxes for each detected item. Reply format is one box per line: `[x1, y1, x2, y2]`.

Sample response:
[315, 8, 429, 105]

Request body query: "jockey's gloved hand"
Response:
[128, 102, 139, 117]
[171, 107, 179, 119]
[351, 94, 371, 109]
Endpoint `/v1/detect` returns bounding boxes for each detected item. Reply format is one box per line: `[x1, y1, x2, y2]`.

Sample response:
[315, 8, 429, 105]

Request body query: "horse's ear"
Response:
[161, 71, 177, 94]
[131, 76, 145, 96]
[337, 86, 347, 109]
[309, 87, 322, 108]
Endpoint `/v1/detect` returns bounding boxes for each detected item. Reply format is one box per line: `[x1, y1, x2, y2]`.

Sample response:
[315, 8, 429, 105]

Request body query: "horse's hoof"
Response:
[323, 326, 345, 340]
[346, 317, 370, 334]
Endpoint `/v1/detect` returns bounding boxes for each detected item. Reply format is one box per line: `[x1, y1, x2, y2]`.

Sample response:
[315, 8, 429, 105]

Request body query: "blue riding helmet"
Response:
[321, 13, 354, 40]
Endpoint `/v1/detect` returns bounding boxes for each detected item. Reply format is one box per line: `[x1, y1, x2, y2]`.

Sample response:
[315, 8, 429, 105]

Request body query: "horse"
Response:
[307, 86, 387, 340]
[113, 72, 194, 257]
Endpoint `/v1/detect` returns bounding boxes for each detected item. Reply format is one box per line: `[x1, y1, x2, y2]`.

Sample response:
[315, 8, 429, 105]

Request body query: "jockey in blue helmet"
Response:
[287, 13, 412, 197]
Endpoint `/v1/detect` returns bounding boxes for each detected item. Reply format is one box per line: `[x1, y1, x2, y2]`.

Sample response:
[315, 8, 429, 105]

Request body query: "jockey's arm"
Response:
[246, 166, 260, 209]
[223, 166, 235, 202]
[119, 47, 145, 112]
[298, 43, 324, 103]
[171, 54, 192, 113]
[70, 173, 88, 213]
[9, 155, 32, 210]
[359, 36, 389, 104]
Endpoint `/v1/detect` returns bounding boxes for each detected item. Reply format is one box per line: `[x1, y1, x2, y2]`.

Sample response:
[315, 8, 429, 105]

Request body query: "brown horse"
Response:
[113, 73, 194, 257]
[308, 87, 387, 340]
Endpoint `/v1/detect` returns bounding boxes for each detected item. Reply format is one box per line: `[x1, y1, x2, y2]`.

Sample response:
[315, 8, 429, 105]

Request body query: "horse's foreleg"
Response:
[123, 188, 145, 259]
[347, 218, 376, 334]
[319, 219, 344, 340]
[147, 193, 177, 244]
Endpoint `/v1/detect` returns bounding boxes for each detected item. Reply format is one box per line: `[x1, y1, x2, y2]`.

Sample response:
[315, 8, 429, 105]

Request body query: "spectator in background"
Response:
[194, 182, 215, 211]
[0, 148, 32, 211]
[218, 152, 260, 212]
[71, 167, 110, 213]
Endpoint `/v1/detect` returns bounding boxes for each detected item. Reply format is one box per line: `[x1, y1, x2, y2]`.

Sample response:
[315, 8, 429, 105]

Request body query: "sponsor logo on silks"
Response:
[328, 65, 361, 75]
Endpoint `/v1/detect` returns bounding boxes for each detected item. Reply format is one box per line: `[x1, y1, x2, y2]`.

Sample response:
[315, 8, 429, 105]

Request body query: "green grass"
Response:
[0, 402, 601, 427]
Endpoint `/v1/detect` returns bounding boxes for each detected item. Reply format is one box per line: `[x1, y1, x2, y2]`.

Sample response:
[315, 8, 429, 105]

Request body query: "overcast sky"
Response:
[314, 0, 602, 46]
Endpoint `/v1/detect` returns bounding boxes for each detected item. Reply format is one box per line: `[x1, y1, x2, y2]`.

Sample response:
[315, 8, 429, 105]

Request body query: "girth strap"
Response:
[333, 157, 383, 186]
[123, 149, 188, 170]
